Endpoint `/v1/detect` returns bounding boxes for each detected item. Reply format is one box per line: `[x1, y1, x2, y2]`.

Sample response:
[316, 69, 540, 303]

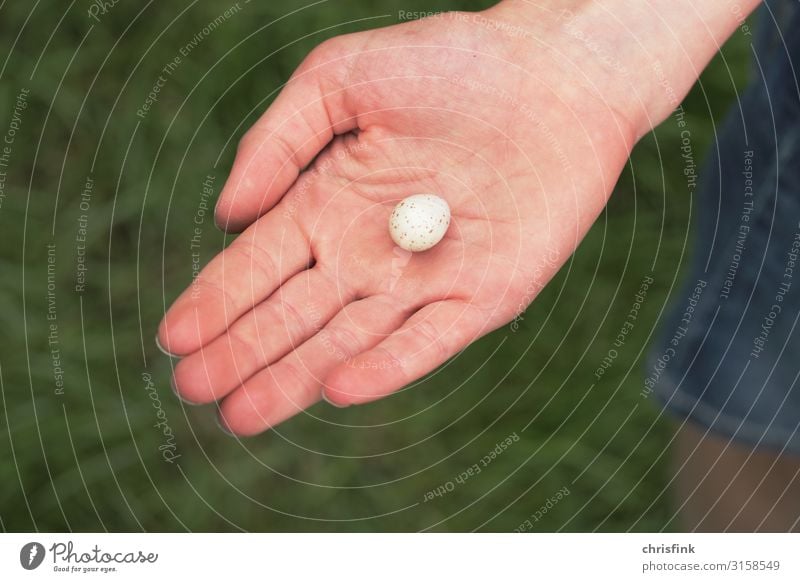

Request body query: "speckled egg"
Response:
[389, 194, 451, 252]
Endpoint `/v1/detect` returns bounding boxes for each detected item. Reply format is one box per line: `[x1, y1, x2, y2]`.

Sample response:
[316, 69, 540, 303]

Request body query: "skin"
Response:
[673, 423, 800, 532]
[158, 0, 760, 438]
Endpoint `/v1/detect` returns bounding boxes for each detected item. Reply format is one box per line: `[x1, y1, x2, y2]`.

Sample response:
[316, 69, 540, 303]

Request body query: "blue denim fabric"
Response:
[649, 1, 800, 454]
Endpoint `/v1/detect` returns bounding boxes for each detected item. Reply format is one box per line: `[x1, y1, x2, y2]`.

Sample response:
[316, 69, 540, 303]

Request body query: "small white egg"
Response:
[389, 194, 451, 252]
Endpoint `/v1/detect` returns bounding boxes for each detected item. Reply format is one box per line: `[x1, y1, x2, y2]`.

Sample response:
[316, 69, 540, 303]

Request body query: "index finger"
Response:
[158, 211, 311, 355]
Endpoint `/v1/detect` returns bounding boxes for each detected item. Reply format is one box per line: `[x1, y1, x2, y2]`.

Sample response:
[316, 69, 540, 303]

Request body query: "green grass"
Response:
[0, 0, 751, 531]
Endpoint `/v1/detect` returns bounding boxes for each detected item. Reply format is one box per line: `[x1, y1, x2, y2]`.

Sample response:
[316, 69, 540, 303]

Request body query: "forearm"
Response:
[491, 0, 762, 137]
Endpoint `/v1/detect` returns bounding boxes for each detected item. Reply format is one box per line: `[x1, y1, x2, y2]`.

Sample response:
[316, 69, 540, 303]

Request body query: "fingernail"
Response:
[155, 334, 176, 358]
[213, 200, 227, 232]
[321, 391, 350, 408]
[215, 412, 236, 437]
[170, 376, 202, 407]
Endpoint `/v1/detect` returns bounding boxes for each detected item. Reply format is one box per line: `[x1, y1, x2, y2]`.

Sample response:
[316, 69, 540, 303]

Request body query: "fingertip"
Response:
[213, 196, 242, 233]
[213, 201, 228, 231]
[157, 308, 204, 357]
[171, 357, 216, 405]
[170, 371, 204, 407]
[322, 363, 376, 406]
[156, 316, 191, 357]
[217, 394, 266, 438]
[320, 385, 351, 408]
[215, 410, 237, 437]
[214, 199, 257, 233]
[154, 332, 177, 358]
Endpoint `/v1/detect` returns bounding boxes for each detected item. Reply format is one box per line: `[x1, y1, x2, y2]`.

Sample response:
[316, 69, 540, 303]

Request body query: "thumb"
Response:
[215, 37, 359, 232]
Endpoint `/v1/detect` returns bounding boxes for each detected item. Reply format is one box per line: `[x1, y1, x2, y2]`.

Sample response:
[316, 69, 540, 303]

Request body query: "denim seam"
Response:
[655, 375, 800, 454]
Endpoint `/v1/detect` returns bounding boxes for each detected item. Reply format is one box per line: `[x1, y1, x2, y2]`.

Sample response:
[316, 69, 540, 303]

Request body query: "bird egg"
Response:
[388, 194, 451, 252]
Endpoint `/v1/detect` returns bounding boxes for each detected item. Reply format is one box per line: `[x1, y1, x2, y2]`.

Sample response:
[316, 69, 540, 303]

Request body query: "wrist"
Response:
[487, 0, 761, 138]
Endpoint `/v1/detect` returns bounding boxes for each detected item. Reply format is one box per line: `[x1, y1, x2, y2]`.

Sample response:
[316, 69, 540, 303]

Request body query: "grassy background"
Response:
[0, 0, 751, 531]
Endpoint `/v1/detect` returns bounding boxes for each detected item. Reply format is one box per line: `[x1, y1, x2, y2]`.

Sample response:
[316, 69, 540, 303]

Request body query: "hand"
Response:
[158, 2, 637, 436]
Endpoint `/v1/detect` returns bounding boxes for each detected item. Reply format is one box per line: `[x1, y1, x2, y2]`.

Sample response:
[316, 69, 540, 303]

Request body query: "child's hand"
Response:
[158, 3, 637, 435]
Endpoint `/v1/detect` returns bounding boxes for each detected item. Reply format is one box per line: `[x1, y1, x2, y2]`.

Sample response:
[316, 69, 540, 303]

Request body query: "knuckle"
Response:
[195, 273, 237, 314]
[413, 317, 448, 361]
[239, 125, 297, 168]
[278, 359, 307, 391]
[271, 298, 308, 341]
[236, 129, 261, 154]
[321, 325, 362, 361]
[226, 244, 277, 287]
[300, 36, 354, 87]
[226, 325, 260, 370]
[305, 38, 342, 67]
[370, 346, 406, 378]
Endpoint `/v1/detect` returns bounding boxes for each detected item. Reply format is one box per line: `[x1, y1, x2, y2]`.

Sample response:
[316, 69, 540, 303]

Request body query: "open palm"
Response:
[158, 6, 635, 435]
